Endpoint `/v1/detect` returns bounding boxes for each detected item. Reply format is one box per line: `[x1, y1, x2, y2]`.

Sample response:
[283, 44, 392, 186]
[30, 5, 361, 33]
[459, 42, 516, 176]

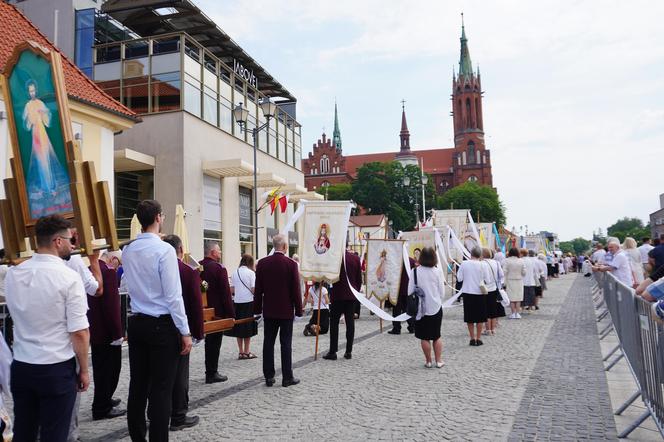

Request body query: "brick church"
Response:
[303, 22, 493, 194]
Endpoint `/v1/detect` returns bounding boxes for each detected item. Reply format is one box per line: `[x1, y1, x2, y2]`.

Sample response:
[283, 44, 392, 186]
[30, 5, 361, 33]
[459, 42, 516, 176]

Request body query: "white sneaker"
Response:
[508, 313, 515, 319]
[516, 313, 522, 319]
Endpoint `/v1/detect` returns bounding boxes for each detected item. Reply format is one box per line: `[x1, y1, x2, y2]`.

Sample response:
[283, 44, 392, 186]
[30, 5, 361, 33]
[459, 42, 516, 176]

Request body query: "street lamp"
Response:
[402, 174, 429, 225]
[233, 97, 277, 258]
[420, 174, 428, 221]
[402, 176, 418, 224]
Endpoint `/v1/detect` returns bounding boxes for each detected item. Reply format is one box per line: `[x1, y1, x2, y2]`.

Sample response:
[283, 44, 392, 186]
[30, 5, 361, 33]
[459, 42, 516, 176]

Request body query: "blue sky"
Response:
[200, 0, 664, 241]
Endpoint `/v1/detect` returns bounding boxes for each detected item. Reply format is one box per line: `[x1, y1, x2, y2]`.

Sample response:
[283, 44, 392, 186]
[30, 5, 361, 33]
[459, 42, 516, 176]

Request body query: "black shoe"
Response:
[344, 352, 352, 359]
[110, 397, 121, 407]
[469, 339, 477, 346]
[407, 326, 414, 334]
[205, 373, 228, 384]
[322, 352, 337, 360]
[535, 306, 540, 310]
[92, 407, 126, 421]
[282, 378, 300, 387]
[170, 415, 199, 431]
[303, 328, 310, 336]
[387, 329, 401, 335]
[265, 377, 275, 387]
[476, 339, 484, 346]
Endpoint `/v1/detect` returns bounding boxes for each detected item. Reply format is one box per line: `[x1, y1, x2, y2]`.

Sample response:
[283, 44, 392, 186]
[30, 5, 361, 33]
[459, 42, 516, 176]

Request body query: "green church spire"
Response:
[458, 13, 473, 78]
[332, 101, 342, 151]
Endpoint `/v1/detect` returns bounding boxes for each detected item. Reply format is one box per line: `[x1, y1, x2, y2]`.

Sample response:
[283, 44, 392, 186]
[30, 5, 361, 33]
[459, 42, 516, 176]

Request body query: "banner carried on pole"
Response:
[366, 239, 405, 306]
[399, 229, 436, 261]
[298, 200, 352, 283]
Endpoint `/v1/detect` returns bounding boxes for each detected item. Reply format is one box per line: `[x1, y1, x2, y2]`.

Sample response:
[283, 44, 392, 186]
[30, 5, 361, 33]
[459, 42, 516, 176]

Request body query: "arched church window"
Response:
[465, 98, 472, 127]
[467, 141, 476, 164]
[320, 155, 330, 174]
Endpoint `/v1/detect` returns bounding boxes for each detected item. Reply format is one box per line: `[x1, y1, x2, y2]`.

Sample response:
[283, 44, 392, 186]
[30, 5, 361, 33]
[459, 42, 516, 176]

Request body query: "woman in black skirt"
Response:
[482, 248, 505, 336]
[458, 246, 489, 346]
[228, 254, 258, 359]
[407, 248, 445, 368]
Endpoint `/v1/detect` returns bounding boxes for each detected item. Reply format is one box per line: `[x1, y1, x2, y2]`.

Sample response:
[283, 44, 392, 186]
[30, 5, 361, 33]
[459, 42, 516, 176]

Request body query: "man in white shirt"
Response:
[594, 238, 635, 287]
[638, 237, 654, 273]
[5, 215, 90, 442]
[122, 200, 192, 441]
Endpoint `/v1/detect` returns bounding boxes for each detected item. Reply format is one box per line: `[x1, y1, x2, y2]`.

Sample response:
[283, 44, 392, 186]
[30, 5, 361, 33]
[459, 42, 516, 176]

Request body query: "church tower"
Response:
[395, 101, 418, 166]
[332, 101, 342, 151]
[451, 15, 492, 186]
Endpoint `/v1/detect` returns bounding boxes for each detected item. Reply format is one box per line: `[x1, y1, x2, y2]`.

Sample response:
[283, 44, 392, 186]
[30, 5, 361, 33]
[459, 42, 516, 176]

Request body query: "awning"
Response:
[114, 148, 155, 172]
[279, 183, 308, 195]
[238, 173, 286, 189]
[203, 159, 255, 178]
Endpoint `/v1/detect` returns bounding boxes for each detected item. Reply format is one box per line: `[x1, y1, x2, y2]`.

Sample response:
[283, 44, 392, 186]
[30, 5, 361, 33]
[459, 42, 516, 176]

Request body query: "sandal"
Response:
[238, 353, 248, 360]
[246, 352, 258, 359]
[436, 361, 446, 368]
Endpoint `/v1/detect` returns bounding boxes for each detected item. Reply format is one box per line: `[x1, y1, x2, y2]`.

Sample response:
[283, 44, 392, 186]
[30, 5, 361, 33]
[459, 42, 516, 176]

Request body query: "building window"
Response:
[115, 170, 154, 240]
[320, 154, 330, 174]
[440, 180, 449, 191]
[239, 187, 254, 255]
[467, 141, 476, 164]
[468, 175, 478, 183]
[465, 98, 472, 128]
[74, 8, 95, 78]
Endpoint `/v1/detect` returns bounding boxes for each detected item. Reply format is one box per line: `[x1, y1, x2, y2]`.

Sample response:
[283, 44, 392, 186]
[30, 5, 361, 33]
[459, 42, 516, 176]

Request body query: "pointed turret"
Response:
[458, 13, 473, 79]
[332, 101, 342, 151]
[399, 101, 410, 151]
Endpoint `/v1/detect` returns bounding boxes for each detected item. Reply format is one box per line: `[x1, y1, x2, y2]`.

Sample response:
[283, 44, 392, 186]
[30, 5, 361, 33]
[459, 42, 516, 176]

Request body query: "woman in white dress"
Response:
[623, 237, 644, 285]
[503, 248, 526, 319]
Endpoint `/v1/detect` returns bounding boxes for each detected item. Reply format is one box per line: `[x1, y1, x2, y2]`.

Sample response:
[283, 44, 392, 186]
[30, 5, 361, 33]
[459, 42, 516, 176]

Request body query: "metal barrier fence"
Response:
[594, 272, 664, 438]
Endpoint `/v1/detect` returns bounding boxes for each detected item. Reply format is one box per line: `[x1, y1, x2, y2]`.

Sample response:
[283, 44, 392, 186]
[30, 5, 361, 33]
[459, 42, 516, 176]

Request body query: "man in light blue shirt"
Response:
[122, 199, 192, 441]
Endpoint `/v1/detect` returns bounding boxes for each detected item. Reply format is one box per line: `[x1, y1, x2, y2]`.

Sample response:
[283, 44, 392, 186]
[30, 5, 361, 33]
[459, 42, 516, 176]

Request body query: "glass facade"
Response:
[94, 33, 302, 171]
[74, 8, 95, 78]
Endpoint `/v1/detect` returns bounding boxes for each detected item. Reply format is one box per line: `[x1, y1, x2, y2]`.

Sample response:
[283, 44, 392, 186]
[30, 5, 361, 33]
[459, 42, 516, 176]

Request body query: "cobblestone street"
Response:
[74, 273, 615, 441]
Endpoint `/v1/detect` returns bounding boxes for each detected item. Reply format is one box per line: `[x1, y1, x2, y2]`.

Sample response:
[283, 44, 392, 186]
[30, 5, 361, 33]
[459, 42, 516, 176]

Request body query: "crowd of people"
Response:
[0, 198, 577, 441]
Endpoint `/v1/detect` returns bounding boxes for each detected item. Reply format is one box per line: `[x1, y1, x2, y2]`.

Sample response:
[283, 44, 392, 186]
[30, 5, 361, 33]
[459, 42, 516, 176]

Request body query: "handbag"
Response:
[406, 268, 425, 318]
[479, 262, 489, 295]
[487, 261, 510, 307]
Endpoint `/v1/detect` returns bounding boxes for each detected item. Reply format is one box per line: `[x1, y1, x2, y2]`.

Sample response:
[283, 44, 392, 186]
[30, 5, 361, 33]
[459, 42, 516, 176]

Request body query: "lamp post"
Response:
[233, 97, 277, 259]
[420, 174, 428, 221]
[403, 174, 428, 226]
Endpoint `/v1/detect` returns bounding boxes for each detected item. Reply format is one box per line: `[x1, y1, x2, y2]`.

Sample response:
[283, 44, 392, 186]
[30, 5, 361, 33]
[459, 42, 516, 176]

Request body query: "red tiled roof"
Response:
[350, 214, 385, 227]
[344, 148, 455, 177]
[0, 2, 139, 122]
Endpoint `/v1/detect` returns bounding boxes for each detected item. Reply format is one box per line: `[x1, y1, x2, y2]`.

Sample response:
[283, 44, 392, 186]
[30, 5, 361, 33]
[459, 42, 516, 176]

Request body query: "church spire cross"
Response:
[399, 101, 410, 151]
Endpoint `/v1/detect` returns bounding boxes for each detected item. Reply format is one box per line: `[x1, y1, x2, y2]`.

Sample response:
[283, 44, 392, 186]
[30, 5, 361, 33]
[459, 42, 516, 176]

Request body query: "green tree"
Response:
[351, 162, 435, 232]
[606, 217, 650, 243]
[315, 183, 352, 201]
[434, 182, 506, 227]
[559, 237, 591, 255]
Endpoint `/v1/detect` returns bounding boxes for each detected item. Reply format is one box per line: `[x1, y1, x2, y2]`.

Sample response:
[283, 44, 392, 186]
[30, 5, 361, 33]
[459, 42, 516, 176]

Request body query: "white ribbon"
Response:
[467, 211, 480, 245]
[449, 227, 471, 260]
[268, 200, 308, 256]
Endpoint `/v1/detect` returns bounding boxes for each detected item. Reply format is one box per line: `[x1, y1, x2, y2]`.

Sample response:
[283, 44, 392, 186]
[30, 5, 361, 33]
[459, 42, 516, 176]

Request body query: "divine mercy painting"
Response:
[7, 48, 73, 221]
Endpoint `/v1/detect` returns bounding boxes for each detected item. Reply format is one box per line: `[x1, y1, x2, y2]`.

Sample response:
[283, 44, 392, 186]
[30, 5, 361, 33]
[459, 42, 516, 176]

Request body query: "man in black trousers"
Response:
[324, 246, 363, 360]
[122, 200, 192, 441]
[254, 234, 303, 387]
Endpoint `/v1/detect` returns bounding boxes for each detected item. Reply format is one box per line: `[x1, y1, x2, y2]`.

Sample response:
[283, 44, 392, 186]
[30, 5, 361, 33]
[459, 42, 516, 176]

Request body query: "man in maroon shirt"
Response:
[164, 235, 204, 431]
[254, 234, 303, 387]
[388, 257, 417, 335]
[199, 241, 234, 384]
[88, 254, 125, 420]
[324, 246, 363, 360]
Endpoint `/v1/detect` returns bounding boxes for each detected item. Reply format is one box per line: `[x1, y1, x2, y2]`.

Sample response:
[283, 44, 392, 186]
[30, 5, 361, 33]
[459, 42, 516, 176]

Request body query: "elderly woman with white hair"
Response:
[593, 237, 635, 287]
[623, 237, 644, 285]
[457, 247, 489, 346]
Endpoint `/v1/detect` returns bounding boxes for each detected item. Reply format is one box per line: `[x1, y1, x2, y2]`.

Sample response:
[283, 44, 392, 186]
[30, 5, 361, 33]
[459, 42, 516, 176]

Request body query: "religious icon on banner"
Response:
[5, 44, 74, 223]
[366, 239, 405, 305]
[314, 223, 331, 255]
[400, 230, 436, 261]
[299, 201, 353, 283]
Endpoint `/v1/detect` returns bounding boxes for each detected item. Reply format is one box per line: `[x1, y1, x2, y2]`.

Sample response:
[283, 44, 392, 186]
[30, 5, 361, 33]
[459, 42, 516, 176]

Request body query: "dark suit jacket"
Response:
[199, 257, 235, 319]
[330, 251, 363, 303]
[87, 260, 123, 345]
[178, 259, 204, 341]
[397, 257, 417, 305]
[253, 252, 303, 319]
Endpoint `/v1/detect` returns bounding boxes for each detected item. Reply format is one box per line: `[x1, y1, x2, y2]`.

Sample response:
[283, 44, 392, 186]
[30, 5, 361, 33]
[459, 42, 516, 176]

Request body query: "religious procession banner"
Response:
[366, 239, 405, 305]
[523, 234, 545, 254]
[477, 222, 495, 250]
[298, 201, 352, 283]
[433, 209, 468, 237]
[400, 229, 436, 261]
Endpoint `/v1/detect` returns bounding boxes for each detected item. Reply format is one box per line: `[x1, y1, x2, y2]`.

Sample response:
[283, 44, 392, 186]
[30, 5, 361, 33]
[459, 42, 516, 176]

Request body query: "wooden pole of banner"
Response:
[379, 300, 384, 333]
[314, 281, 324, 360]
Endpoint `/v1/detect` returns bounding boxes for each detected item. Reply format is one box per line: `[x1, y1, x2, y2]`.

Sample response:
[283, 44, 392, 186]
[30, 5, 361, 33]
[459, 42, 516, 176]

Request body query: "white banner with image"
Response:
[366, 239, 405, 306]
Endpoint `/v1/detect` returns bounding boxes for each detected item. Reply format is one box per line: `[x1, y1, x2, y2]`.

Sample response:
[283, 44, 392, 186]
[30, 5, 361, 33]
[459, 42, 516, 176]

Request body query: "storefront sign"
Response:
[233, 59, 258, 89]
[239, 187, 252, 226]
